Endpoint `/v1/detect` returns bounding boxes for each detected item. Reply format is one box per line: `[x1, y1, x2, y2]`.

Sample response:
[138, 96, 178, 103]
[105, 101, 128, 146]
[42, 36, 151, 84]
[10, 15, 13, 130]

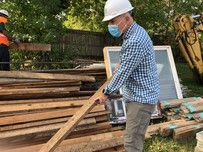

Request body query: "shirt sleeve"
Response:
[106, 40, 145, 94]
[0, 22, 6, 32]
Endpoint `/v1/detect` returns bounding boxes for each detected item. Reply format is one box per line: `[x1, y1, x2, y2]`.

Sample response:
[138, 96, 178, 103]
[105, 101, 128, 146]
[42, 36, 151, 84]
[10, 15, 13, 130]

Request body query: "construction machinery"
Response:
[173, 12, 203, 84]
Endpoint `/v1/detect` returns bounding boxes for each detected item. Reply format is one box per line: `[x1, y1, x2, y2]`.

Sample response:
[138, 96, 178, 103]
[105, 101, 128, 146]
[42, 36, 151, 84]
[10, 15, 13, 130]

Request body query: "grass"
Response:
[144, 62, 203, 152]
[175, 63, 203, 97]
[144, 135, 196, 152]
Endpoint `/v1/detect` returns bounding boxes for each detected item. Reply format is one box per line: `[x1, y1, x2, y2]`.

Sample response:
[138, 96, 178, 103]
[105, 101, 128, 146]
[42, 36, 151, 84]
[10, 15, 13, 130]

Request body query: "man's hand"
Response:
[94, 94, 108, 104]
[14, 39, 20, 43]
[13, 39, 20, 47]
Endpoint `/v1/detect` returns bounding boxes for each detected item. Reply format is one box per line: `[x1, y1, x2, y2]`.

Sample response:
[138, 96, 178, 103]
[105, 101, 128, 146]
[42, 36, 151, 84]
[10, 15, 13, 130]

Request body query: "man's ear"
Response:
[125, 14, 131, 22]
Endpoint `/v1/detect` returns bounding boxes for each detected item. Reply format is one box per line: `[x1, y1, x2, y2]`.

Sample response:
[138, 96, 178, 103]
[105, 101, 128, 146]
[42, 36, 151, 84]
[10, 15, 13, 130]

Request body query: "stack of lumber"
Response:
[33, 67, 107, 91]
[0, 68, 125, 151]
[159, 97, 203, 140]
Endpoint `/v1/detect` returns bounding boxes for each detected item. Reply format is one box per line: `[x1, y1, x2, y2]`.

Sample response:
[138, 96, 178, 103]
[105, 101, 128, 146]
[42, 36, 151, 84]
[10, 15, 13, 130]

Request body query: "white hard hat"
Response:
[103, 0, 134, 21]
[0, 9, 9, 17]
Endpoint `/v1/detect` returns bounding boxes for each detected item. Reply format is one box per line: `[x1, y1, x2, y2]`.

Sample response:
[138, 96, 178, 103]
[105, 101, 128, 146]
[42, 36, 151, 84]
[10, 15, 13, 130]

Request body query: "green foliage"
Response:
[175, 63, 203, 97]
[64, 0, 106, 32]
[132, 0, 202, 35]
[0, 0, 68, 70]
[1, 0, 65, 43]
[63, 0, 202, 41]
[0, 0, 202, 70]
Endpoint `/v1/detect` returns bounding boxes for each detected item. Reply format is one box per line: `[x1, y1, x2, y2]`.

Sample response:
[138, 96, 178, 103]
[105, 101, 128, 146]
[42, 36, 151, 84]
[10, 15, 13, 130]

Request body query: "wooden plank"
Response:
[173, 123, 203, 140]
[0, 80, 81, 89]
[0, 71, 96, 82]
[0, 87, 79, 96]
[103, 47, 112, 79]
[0, 100, 87, 113]
[0, 105, 106, 126]
[0, 114, 109, 132]
[0, 96, 90, 105]
[159, 97, 202, 109]
[38, 76, 112, 152]
[9, 43, 51, 51]
[146, 120, 186, 136]
[0, 118, 97, 139]
[0, 78, 41, 84]
[0, 117, 113, 148]
[1, 131, 123, 152]
[55, 137, 123, 152]
[159, 120, 199, 137]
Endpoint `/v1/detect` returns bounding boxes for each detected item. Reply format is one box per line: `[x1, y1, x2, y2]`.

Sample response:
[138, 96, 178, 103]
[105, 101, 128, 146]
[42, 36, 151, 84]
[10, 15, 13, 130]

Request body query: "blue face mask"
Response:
[108, 25, 122, 37]
[108, 18, 125, 37]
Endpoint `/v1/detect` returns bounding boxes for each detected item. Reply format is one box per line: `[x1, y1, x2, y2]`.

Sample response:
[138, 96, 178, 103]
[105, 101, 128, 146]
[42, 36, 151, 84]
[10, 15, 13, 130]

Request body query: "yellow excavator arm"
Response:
[173, 12, 203, 84]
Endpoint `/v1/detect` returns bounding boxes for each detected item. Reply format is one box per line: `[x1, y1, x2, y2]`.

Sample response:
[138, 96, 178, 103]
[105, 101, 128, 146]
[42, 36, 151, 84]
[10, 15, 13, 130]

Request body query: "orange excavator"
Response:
[173, 12, 203, 84]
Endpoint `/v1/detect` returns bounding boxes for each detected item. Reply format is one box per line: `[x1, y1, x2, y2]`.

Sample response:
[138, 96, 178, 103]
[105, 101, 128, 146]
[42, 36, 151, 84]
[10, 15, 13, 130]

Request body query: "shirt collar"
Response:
[123, 21, 137, 40]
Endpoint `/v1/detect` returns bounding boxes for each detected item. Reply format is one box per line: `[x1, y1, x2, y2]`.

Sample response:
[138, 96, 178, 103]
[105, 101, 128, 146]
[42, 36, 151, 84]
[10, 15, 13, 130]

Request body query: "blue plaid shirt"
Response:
[106, 22, 160, 104]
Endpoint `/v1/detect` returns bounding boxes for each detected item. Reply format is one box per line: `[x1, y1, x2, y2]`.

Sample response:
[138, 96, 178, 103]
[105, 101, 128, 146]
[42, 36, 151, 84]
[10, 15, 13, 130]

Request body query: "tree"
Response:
[0, 0, 202, 69]
[0, 0, 67, 69]
[64, 0, 106, 32]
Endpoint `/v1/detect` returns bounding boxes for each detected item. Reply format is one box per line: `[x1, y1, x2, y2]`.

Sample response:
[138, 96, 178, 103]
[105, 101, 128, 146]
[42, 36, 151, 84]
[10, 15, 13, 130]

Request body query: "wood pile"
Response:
[2, 67, 202, 151]
[0, 68, 125, 151]
[159, 97, 203, 140]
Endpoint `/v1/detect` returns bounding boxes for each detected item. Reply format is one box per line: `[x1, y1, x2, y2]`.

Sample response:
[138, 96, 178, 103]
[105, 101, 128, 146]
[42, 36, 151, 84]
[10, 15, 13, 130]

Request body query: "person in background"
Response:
[0, 9, 19, 70]
[95, 0, 160, 151]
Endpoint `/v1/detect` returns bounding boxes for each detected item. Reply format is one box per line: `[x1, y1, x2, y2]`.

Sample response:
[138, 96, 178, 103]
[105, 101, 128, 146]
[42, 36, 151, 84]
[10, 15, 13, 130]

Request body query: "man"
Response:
[0, 9, 18, 70]
[95, 0, 160, 151]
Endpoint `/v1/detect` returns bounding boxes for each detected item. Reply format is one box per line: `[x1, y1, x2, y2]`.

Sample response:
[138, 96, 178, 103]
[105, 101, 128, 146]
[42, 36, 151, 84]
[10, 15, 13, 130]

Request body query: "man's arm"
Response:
[0, 22, 15, 42]
[2, 30, 14, 41]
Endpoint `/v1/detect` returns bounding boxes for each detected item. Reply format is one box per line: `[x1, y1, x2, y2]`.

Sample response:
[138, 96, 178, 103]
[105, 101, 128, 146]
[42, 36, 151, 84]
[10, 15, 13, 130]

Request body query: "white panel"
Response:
[104, 46, 183, 123]
[104, 46, 183, 100]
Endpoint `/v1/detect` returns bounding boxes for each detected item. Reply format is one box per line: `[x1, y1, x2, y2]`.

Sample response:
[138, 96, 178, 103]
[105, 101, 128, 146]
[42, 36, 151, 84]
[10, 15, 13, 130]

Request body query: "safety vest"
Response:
[0, 16, 9, 46]
[0, 33, 9, 46]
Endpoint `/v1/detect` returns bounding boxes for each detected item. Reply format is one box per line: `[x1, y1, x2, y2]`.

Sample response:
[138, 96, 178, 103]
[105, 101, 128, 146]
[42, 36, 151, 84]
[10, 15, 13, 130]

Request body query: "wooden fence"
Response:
[58, 29, 122, 57]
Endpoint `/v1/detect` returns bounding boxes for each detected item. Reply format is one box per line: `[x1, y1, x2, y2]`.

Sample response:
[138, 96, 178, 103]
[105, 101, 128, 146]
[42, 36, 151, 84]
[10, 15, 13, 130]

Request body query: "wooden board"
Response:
[0, 96, 90, 105]
[1, 131, 123, 152]
[9, 43, 51, 51]
[0, 105, 106, 126]
[0, 71, 95, 82]
[0, 100, 88, 113]
[38, 76, 112, 152]
[0, 87, 79, 96]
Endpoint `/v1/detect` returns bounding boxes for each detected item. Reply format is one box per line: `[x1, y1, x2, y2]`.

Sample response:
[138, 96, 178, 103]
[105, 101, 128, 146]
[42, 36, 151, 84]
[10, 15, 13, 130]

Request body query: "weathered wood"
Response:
[0, 80, 81, 89]
[0, 115, 109, 132]
[0, 118, 97, 139]
[0, 100, 88, 113]
[0, 105, 106, 126]
[99, 145, 125, 152]
[0, 87, 79, 96]
[0, 91, 94, 101]
[146, 120, 186, 136]
[180, 100, 203, 113]
[159, 120, 199, 137]
[55, 137, 123, 152]
[9, 43, 51, 51]
[0, 71, 96, 82]
[1, 131, 123, 152]
[193, 112, 203, 122]
[0, 118, 114, 148]
[38, 76, 112, 152]
[173, 123, 203, 140]
[159, 97, 202, 109]
[0, 96, 90, 105]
